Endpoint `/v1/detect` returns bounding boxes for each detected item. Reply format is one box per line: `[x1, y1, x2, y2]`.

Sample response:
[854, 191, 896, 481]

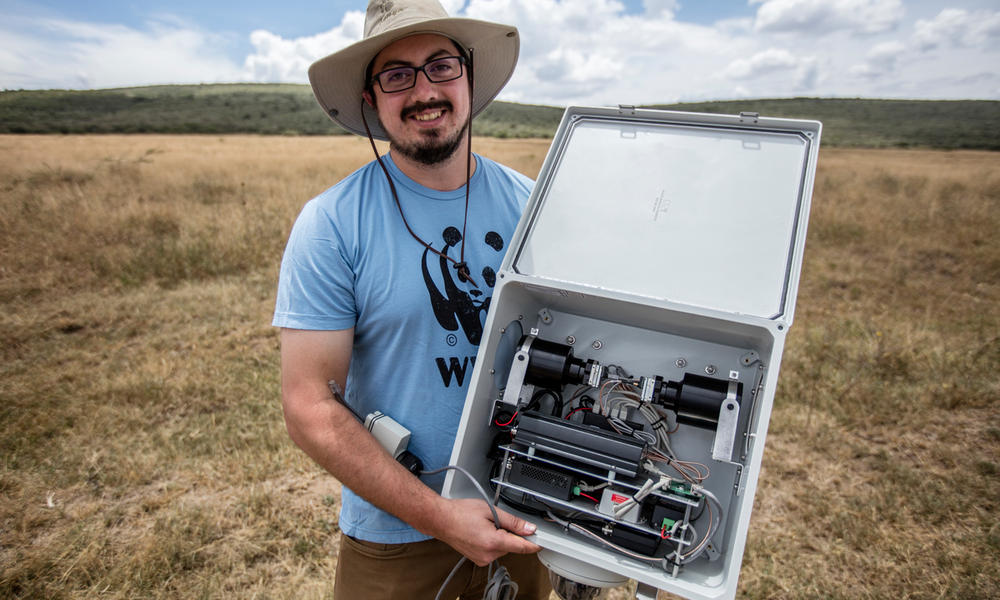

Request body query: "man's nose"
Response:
[411, 69, 438, 96]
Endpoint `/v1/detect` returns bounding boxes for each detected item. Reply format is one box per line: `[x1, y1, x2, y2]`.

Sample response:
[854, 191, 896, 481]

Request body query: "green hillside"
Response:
[1, 84, 998, 149]
[650, 98, 1000, 150]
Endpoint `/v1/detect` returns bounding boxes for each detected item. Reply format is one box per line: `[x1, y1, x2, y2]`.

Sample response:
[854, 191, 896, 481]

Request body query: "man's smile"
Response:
[401, 101, 452, 126]
[413, 110, 443, 122]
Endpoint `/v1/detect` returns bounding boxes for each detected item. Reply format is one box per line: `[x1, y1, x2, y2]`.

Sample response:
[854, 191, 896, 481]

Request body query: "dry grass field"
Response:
[0, 134, 997, 600]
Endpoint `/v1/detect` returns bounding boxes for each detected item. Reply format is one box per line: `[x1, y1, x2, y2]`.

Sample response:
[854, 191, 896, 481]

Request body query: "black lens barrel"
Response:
[657, 373, 739, 429]
[522, 337, 589, 388]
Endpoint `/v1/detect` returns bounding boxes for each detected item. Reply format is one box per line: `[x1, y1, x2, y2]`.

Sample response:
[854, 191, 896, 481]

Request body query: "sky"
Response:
[2, 0, 999, 106]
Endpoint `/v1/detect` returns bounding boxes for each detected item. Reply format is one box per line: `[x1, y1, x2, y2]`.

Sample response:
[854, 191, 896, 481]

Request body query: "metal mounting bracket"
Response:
[634, 582, 659, 600]
[711, 380, 741, 462]
[500, 335, 537, 408]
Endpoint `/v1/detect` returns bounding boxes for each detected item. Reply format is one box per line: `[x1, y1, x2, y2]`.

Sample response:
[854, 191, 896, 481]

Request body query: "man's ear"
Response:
[362, 89, 376, 108]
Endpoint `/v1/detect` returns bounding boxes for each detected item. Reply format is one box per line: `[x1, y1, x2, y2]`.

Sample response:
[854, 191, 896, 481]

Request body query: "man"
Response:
[272, 1, 551, 598]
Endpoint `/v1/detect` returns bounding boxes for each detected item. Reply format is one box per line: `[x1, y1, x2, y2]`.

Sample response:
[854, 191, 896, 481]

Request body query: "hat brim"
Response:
[308, 18, 519, 140]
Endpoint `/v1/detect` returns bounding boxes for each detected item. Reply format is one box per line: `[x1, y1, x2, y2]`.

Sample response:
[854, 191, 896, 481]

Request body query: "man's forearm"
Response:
[282, 381, 451, 538]
[279, 358, 540, 566]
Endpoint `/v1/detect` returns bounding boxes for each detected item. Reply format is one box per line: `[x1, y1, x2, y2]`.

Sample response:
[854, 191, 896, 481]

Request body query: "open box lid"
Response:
[509, 106, 821, 323]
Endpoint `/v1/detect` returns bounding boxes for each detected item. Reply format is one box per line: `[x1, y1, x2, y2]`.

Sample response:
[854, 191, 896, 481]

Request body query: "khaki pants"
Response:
[334, 534, 552, 599]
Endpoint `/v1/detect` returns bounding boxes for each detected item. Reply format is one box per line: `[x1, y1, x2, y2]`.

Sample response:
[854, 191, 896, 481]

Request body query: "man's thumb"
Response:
[496, 509, 537, 535]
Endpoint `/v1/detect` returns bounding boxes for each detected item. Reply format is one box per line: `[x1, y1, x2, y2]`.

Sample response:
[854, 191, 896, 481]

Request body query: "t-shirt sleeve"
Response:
[272, 199, 357, 331]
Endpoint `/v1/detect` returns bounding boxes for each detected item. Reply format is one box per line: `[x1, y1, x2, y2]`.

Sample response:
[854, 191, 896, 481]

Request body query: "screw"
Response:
[566, 335, 576, 345]
[592, 340, 603, 350]
[675, 358, 687, 368]
[705, 365, 717, 375]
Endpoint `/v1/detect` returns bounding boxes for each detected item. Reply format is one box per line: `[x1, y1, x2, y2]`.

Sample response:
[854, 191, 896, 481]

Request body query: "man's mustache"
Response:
[400, 100, 452, 120]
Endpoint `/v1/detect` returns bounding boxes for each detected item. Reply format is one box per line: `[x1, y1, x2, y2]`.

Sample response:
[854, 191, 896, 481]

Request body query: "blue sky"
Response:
[2, 0, 998, 105]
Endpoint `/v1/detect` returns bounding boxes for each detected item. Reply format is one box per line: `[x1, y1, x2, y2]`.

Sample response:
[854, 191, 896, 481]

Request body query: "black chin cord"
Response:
[359, 48, 478, 288]
[456, 47, 475, 287]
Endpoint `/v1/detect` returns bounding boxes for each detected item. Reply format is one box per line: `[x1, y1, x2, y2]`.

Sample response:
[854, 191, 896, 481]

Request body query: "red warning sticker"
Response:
[610, 493, 629, 504]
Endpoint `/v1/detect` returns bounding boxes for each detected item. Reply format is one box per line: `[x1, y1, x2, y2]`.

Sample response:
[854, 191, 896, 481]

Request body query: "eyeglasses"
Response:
[370, 56, 466, 93]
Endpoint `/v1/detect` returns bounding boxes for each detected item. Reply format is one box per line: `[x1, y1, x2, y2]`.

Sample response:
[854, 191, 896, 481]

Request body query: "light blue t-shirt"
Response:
[273, 152, 532, 543]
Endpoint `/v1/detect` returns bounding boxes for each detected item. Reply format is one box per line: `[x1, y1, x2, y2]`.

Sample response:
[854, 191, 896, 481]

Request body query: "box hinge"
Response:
[739, 111, 760, 123]
[618, 104, 637, 115]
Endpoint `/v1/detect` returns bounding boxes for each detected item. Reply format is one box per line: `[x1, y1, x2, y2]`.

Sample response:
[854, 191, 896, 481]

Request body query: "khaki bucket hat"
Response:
[308, 0, 520, 140]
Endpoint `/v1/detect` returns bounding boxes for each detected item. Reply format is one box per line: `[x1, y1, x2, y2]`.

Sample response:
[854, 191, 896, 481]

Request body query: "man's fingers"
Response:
[500, 529, 542, 554]
[488, 506, 542, 553]
[493, 507, 538, 536]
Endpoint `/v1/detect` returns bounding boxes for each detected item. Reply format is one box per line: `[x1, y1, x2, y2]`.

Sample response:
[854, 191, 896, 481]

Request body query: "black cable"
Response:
[357, 48, 479, 289]
[530, 388, 564, 417]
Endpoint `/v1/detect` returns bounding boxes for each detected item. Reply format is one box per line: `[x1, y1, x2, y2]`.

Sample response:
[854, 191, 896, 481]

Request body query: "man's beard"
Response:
[385, 100, 468, 166]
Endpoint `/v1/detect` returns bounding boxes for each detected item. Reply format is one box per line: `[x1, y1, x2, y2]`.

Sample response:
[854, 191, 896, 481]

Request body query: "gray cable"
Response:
[434, 556, 468, 600]
[683, 486, 723, 562]
[545, 510, 663, 564]
[420, 464, 502, 530]
[422, 464, 520, 600]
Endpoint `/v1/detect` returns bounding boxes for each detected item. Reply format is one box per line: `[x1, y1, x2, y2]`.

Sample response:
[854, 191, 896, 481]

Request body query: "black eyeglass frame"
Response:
[369, 55, 468, 94]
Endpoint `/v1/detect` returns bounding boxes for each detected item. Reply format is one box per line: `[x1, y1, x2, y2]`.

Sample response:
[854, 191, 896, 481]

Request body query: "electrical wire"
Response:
[606, 394, 678, 460]
[422, 464, 519, 600]
[434, 556, 468, 600]
[565, 386, 594, 410]
[597, 379, 634, 414]
[544, 511, 664, 564]
[531, 388, 564, 417]
[646, 451, 710, 484]
[494, 410, 518, 428]
[680, 485, 724, 562]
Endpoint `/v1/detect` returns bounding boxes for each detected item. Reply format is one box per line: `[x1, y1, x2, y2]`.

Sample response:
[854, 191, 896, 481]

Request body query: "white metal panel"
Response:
[512, 110, 818, 320]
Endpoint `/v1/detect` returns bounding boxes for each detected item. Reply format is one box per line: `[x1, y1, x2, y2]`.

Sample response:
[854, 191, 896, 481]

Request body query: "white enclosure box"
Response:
[443, 106, 821, 599]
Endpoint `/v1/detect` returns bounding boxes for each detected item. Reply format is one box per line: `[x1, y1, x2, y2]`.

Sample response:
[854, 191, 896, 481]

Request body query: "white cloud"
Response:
[752, 0, 904, 35]
[913, 8, 1000, 51]
[3, 0, 1000, 103]
[725, 48, 799, 79]
[234, 0, 1000, 104]
[460, 0, 760, 104]
[243, 10, 364, 83]
[850, 40, 906, 78]
[643, 0, 681, 16]
[723, 48, 819, 91]
[0, 16, 243, 89]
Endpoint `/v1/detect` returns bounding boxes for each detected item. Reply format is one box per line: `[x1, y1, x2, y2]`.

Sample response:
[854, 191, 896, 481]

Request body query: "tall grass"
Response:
[0, 136, 996, 599]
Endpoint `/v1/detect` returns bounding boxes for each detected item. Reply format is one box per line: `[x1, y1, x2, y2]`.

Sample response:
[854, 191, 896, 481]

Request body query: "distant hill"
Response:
[648, 98, 1000, 150]
[1, 84, 997, 149]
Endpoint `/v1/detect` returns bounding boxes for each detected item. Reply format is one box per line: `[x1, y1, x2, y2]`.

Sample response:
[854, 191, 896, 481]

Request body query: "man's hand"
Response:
[433, 497, 541, 566]
[280, 328, 540, 566]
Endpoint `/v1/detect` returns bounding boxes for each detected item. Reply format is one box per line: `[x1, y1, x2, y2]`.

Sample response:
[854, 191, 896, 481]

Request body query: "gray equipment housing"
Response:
[443, 106, 821, 600]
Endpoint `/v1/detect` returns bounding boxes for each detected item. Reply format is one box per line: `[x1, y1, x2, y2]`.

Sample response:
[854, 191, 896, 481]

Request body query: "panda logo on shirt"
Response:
[421, 226, 504, 346]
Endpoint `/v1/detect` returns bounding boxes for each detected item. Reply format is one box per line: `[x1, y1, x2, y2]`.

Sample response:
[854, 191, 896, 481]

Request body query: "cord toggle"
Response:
[453, 261, 479, 288]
